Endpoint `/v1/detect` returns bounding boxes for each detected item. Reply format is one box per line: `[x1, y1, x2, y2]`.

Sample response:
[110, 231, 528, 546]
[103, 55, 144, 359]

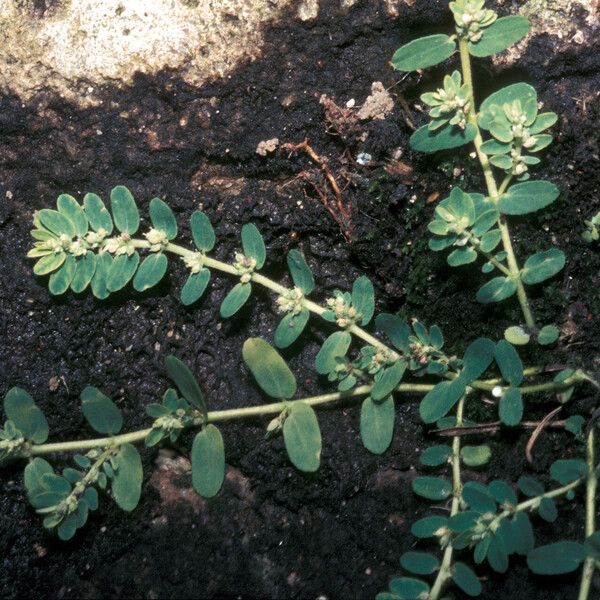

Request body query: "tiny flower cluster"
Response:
[183, 251, 205, 274]
[276, 287, 305, 315]
[421, 71, 471, 131]
[144, 227, 170, 252]
[325, 291, 362, 329]
[234, 253, 257, 284]
[450, 0, 497, 43]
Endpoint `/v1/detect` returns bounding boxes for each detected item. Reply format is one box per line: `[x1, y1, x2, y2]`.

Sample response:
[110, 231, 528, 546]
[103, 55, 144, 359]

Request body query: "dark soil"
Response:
[1, 1, 600, 598]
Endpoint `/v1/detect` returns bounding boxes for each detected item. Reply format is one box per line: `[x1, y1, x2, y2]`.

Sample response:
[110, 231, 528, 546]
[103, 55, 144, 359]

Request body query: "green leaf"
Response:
[57, 194, 88, 237]
[287, 249, 314, 294]
[499, 387, 523, 426]
[180, 268, 211, 306]
[4, 387, 49, 443]
[283, 403, 321, 472]
[49, 255, 77, 295]
[90, 252, 113, 299]
[84, 193, 113, 234]
[480, 83, 537, 130]
[499, 181, 560, 215]
[352, 276, 375, 325]
[220, 282, 252, 318]
[480, 139, 511, 156]
[57, 513, 78, 540]
[537, 324, 559, 345]
[34, 252, 66, 276]
[371, 361, 406, 401]
[550, 459, 587, 485]
[539, 497, 558, 522]
[419, 379, 465, 424]
[133, 253, 168, 292]
[463, 482, 496, 513]
[315, 331, 352, 374]
[70, 252, 97, 293]
[274, 308, 310, 349]
[452, 562, 482, 597]
[38, 208, 76, 237]
[468, 16, 531, 57]
[80, 386, 123, 434]
[521, 248, 565, 285]
[565, 415, 585, 437]
[107, 251, 140, 292]
[191, 424, 225, 498]
[110, 186, 139, 234]
[112, 443, 143, 511]
[190, 211, 215, 252]
[518, 475, 544, 497]
[411, 515, 447, 538]
[391, 34, 456, 71]
[375, 314, 410, 351]
[149, 197, 177, 240]
[241, 223, 266, 269]
[389, 577, 429, 599]
[504, 325, 531, 345]
[412, 476, 451, 501]
[527, 541, 586, 575]
[242, 338, 297, 399]
[165, 358, 206, 419]
[489, 480, 518, 506]
[476, 276, 517, 303]
[400, 552, 439, 576]
[461, 337, 495, 383]
[410, 122, 477, 153]
[360, 396, 395, 455]
[447, 247, 477, 267]
[512, 512, 535, 555]
[461, 445, 491, 467]
[420, 444, 452, 467]
[494, 340, 524, 386]
[480, 229, 502, 253]
[487, 534, 509, 573]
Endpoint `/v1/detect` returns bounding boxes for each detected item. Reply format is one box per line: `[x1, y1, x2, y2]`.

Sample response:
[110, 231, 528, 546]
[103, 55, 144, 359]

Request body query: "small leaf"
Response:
[107, 251, 140, 292]
[371, 361, 406, 401]
[191, 424, 225, 498]
[360, 396, 395, 455]
[447, 247, 477, 267]
[420, 444, 452, 467]
[512, 512, 535, 555]
[80, 386, 123, 434]
[33, 252, 66, 276]
[400, 552, 439, 576]
[504, 325, 531, 346]
[499, 387, 523, 426]
[241, 223, 266, 269]
[315, 331, 352, 375]
[110, 186, 139, 234]
[287, 249, 314, 294]
[480, 84, 538, 130]
[58, 514, 78, 541]
[90, 252, 113, 299]
[38, 209, 76, 237]
[410, 123, 477, 153]
[452, 562, 482, 597]
[494, 340, 524, 386]
[242, 338, 297, 399]
[419, 379, 465, 424]
[412, 476, 451, 501]
[462, 482, 496, 513]
[133, 253, 168, 292]
[84, 193, 113, 234]
[220, 282, 252, 317]
[411, 515, 447, 538]
[274, 308, 310, 349]
[468, 16, 531, 57]
[521, 249, 565, 285]
[550, 459, 587, 485]
[49, 255, 77, 295]
[4, 387, 49, 443]
[111, 443, 143, 511]
[391, 34, 456, 71]
[375, 314, 410, 351]
[538, 497, 558, 522]
[149, 197, 177, 240]
[351, 276, 375, 325]
[461, 337, 495, 383]
[527, 541, 585, 575]
[518, 475, 544, 497]
[537, 324, 559, 345]
[476, 276, 517, 303]
[499, 181, 560, 215]
[57, 194, 88, 237]
[190, 211, 215, 252]
[180, 268, 211, 306]
[389, 577, 429, 599]
[489, 480, 518, 506]
[71, 252, 97, 293]
[164, 355, 207, 417]
[283, 403, 321, 472]
[461, 445, 491, 467]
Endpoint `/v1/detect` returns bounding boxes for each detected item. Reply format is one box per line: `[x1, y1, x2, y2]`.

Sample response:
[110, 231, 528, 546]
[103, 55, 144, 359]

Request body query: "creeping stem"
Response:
[458, 39, 536, 329]
[429, 393, 467, 600]
[578, 427, 597, 600]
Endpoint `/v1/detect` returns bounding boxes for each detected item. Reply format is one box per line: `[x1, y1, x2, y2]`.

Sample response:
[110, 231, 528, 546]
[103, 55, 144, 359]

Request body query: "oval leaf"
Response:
[527, 541, 585, 575]
[80, 386, 123, 434]
[410, 123, 477, 153]
[110, 186, 139, 234]
[133, 253, 168, 292]
[360, 396, 395, 455]
[287, 249, 314, 294]
[180, 268, 211, 306]
[283, 403, 322, 472]
[57, 194, 88, 237]
[112, 443, 143, 512]
[468, 16, 531, 57]
[191, 424, 225, 498]
[315, 331, 352, 375]
[149, 197, 177, 240]
[220, 282, 252, 318]
[241, 223, 266, 269]
[164, 355, 207, 417]
[499, 387, 523, 426]
[190, 211, 215, 252]
[84, 193, 113, 234]
[4, 387, 49, 444]
[392, 34, 456, 71]
[499, 181, 560, 215]
[412, 476, 451, 501]
[274, 308, 310, 349]
[371, 360, 407, 401]
[476, 276, 517, 303]
[494, 340, 524, 386]
[521, 248, 565, 285]
[107, 251, 140, 292]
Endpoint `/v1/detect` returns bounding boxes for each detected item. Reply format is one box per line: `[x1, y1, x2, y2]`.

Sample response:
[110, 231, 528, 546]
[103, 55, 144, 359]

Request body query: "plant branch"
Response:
[578, 427, 597, 600]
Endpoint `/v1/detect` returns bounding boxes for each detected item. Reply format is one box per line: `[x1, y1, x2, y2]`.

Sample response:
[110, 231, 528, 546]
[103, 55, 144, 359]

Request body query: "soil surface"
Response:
[1, 1, 600, 599]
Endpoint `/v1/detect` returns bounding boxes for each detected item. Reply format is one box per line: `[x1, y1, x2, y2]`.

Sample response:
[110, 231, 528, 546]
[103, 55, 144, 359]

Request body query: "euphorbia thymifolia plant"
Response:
[0, 1, 598, 598]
